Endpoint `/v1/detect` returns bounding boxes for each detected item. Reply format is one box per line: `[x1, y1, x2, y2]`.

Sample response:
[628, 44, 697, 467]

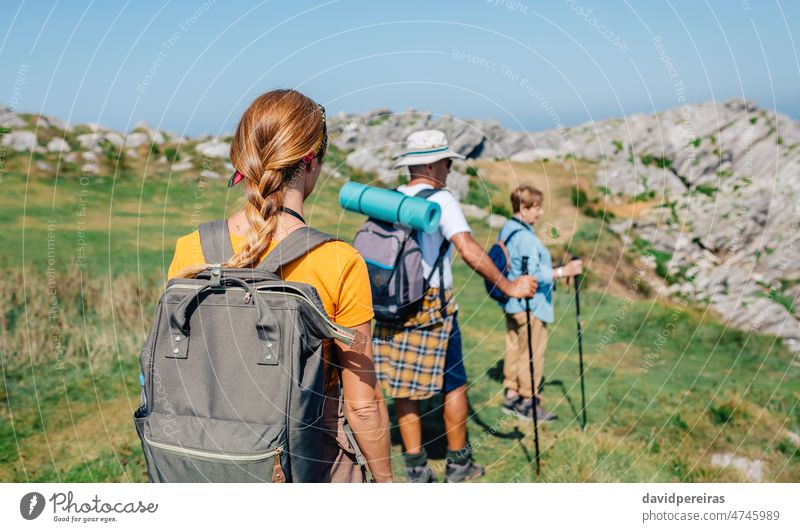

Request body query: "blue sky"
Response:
[1, 0, 798, 136]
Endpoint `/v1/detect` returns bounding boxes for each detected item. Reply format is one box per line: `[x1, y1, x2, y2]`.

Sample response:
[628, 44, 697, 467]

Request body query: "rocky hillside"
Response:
[326, 100, 800, 353]
[2, 99, 798, 352]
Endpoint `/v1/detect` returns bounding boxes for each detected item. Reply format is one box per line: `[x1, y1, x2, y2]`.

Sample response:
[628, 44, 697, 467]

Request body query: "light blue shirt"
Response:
[499, 218, 554, 323]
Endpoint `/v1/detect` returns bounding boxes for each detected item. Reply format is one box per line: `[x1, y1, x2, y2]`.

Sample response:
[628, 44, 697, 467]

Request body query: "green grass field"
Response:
[1, 162, 798, 482]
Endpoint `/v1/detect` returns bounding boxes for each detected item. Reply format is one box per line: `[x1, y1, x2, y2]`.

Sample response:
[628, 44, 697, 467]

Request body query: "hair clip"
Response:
[228, 171, 245, 187]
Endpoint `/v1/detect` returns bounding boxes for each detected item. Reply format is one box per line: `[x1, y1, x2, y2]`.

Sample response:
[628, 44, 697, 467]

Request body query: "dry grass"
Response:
[0, 266, 162, 371]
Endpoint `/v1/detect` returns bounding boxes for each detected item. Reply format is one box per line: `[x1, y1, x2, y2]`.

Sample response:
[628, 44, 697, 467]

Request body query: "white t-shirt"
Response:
[396, 183, 472, 289]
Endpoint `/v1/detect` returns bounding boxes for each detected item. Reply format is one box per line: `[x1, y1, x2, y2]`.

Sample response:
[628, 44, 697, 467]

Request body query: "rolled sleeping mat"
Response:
[339, 181, 441, 233]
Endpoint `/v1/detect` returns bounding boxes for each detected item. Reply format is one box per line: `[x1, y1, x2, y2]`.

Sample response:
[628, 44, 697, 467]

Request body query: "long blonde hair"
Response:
[176, 89, 326, 278]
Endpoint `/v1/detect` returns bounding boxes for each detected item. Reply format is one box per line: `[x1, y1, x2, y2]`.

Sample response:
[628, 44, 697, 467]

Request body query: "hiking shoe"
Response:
[536, 404, 558, 422]
[515, 398, 558, 422]
[405, 464, 436, 483]
[502, 394, 521, 415]
[445, 458, 485, 483]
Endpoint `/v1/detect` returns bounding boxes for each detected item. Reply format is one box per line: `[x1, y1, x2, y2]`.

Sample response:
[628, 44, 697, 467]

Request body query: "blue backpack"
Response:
[484, 220, 529, 304]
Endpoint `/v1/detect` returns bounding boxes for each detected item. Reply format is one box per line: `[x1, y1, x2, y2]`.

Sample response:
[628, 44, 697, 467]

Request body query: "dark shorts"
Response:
[443, 316, 468, 393]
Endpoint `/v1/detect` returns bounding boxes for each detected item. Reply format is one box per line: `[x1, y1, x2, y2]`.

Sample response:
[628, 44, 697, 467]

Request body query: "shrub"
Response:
[164, 147, 180, 162]
[709, 404, 734, 425]
[490, 201, 512, 218]
[571, 186, 588, 208]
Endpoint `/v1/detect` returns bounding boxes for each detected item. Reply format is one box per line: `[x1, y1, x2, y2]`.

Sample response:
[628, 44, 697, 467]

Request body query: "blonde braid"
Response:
[229, 167, 284, 268]
[173, 89, 324, 279]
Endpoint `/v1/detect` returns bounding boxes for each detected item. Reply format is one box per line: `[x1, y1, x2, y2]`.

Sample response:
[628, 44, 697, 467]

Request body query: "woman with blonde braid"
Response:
[167, 89, 393, 482]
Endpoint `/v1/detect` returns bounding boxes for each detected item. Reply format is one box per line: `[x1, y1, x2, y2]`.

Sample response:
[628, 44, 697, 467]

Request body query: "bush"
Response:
[694, 184, 717, 197]
[164, 147, 180, 162]
[571, 186, 588, 208]
[572, 186, 614, 222]
[490, 201, 512, 218]
[640, 154, 673, 169]
[466, 179, 500, 209]
[709, 404, 734, 425]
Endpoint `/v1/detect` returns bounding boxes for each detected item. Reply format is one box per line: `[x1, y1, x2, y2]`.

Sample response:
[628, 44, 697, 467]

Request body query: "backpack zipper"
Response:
[271, 447, 286, 483]
[143, 433, 281, 464]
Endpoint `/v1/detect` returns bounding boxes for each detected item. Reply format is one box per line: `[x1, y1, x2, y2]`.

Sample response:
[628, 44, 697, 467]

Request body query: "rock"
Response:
[459, 203, 488, 220]
[104, 132, 124, 147]
[200, 169, 221, 179]
[0, 107, 27, 128]
[81, 122, 109, 133]
[47, 115, 72, 132]
[488, 213, 508, 229]
[47, 137, 70, 152]
[77, 133, 105, 150]
[1, 130, 38, 151]
[510, 148, 559, 162]
[81, 161, 99, 174]
[124, 132, 149, 148]
[196, 139, 230, 159]
[446, 170, 469, 201]
[132, 121, 165, 144]
[786, 431, 800, 447]
[36, 161, 53, 172]
[170, 160, 194, 172]
[710, 453, 765, 482]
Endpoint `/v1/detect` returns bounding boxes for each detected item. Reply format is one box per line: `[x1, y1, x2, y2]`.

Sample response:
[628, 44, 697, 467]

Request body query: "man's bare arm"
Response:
[449, 231, 536, 299]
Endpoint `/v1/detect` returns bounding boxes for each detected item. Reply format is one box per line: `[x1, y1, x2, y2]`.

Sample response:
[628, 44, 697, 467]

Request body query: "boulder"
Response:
[459, 203, 488, 220]
[170, 160, 194, 172]
[710, 453, 765, 482]
[1, 130, 38, 151]
[47, 137, 70, 153]
[195, 139, 230, 159]
[124, 132, 149, 148]
[0, 107, 26, 128]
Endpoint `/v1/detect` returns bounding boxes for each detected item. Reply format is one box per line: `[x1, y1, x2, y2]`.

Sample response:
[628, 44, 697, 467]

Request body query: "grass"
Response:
[1, 159, 798, 483]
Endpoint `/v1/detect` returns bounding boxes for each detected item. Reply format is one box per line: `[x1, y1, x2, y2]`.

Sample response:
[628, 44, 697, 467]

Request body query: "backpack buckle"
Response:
[209, 265, 223, 288]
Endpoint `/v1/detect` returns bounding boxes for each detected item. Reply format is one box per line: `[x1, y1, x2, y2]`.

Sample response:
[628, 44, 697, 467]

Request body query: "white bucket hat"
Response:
[393, 129, 465, 168]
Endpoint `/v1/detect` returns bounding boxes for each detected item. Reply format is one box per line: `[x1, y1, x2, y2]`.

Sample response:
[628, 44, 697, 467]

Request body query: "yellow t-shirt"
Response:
[167, 229, 374, 328]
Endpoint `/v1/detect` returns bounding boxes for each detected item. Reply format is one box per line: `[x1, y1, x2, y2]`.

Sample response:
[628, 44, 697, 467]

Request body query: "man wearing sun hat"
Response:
[372, 129, 537, 482]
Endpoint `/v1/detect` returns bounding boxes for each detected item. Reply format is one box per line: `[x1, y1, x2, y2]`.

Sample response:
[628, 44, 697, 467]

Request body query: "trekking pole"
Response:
[571, 255, 587, 430]
[521, 256, 541, 475]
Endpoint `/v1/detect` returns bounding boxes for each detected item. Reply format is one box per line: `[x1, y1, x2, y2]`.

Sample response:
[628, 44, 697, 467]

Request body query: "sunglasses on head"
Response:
[229, 102, 328, 187]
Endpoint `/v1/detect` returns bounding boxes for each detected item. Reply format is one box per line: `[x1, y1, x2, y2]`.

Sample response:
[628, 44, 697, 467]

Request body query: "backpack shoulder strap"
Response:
[413, 187, 443, 200]
[198, 219, 234, 264]
[503, 228, 522, 246]
[503, 217, 534, 245]
[257, 226, 340, 273]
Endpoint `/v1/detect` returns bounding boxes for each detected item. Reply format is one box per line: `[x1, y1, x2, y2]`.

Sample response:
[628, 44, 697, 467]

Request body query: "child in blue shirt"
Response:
[498, 185, 582, 421]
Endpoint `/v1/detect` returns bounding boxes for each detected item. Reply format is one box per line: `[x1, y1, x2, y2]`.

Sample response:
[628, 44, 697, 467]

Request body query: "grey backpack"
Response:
[353, 188, 450, 322]
[134, 221, 367, 482]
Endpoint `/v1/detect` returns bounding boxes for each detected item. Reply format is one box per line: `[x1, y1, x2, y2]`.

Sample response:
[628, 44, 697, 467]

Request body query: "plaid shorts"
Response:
[372, 288, 457, 400]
